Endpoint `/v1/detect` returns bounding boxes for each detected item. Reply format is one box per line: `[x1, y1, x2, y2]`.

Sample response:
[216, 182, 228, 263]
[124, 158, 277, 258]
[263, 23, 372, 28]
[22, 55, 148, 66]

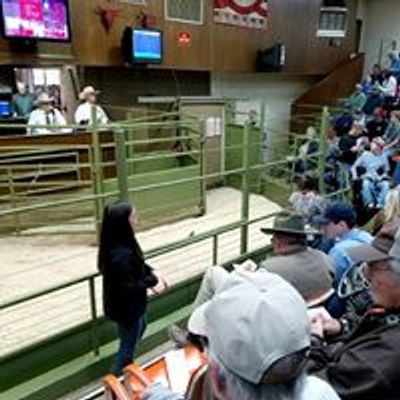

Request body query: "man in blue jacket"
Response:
[317, 201, 373, 317]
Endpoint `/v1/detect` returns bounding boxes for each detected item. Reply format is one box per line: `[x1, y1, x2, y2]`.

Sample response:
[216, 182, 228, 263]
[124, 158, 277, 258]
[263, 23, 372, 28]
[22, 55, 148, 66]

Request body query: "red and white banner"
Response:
[214, 0, 268, 30]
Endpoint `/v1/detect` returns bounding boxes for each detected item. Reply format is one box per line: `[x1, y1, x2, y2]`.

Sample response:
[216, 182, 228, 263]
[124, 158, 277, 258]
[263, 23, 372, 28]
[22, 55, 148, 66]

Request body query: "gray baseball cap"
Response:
[188, 270, 310, 384]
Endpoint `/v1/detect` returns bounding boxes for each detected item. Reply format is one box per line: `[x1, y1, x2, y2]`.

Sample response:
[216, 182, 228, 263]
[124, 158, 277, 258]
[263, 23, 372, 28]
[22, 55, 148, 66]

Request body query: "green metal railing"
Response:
[0, 109, 204, 236]
[0, 104, 347, 362]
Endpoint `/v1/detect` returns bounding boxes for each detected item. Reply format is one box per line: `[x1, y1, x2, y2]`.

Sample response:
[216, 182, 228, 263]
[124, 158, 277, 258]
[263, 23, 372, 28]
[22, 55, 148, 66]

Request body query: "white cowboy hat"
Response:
[79, 86, 100, 100]
[34, 92, 54, 106]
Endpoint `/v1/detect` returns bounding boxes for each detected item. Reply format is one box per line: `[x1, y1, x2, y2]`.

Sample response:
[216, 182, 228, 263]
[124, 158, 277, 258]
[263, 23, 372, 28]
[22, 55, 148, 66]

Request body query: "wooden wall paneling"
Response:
[0, 0, 359, 74]
[71, 0, 360, 73]
[162, 3, 212, 71]
[82, 68, 210, 117]
[212, 23, 270, 72]
[269, 0, 307, 72]
[71, 0, 163, 65]
[268, 0, 358, 75]
[291, 53, 365, 133]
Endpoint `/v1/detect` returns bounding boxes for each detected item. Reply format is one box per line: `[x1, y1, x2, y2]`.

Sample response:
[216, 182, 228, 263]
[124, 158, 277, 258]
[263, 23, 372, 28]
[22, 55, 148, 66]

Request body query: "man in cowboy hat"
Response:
[169, 211, 334, 346]
[27, 92, 68, 135]
[192, 211, 334, 310]
[258, 211, 334, 304]
[74, 85, 109, 126]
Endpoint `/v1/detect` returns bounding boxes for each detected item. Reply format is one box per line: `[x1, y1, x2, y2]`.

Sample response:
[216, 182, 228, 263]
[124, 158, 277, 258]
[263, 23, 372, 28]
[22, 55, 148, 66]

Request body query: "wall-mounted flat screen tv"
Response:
[132, 28, 162, 64]
[0, 101, 11, 117]
[1, 0, 71, 42]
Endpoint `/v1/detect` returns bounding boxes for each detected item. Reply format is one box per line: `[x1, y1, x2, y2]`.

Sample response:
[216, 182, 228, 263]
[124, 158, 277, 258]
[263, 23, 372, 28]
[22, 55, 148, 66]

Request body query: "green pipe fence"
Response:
[0, 104, 349, 362]
[0, 210, 279, 360]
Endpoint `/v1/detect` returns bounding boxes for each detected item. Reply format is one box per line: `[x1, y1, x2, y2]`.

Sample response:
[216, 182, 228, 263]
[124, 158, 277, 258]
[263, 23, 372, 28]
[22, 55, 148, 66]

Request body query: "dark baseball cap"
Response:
[314, 201, 356, 226]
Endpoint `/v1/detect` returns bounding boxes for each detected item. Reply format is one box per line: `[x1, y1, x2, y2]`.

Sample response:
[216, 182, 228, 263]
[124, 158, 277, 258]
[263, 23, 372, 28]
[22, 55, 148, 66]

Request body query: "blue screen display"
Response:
[0, 101, 11, 117]
[133, 29, 162, 62]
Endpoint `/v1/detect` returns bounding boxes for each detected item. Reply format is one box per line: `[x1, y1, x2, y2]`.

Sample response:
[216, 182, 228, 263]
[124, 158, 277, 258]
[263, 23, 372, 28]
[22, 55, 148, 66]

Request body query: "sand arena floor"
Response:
[0, 187, 281, 357]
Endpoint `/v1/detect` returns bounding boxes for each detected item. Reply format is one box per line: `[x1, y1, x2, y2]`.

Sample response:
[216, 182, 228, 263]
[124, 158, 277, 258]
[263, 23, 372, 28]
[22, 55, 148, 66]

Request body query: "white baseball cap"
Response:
[188, 270, 310, 384]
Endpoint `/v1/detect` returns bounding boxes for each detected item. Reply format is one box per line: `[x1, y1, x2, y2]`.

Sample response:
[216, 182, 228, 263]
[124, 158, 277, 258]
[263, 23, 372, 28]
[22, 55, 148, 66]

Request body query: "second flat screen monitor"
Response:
[1, 0, 71, 41]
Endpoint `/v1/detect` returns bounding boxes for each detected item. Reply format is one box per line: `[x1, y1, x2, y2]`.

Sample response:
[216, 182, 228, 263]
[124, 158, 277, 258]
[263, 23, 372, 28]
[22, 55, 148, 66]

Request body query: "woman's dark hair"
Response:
[97, 201, 143, 273]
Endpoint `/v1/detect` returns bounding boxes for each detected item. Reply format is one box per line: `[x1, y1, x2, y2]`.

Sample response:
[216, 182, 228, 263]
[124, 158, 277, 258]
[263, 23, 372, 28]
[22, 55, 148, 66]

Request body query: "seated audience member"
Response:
[27, 93, 68, 135]
[352, 137, 390, 209]
[388, 51, 400, 79]
[75, 86, 109, 126]
[337, 120, 368, 184]
[363, 84, 384, 116]
[309, 223, 400, 399]
[360, 77, 373, 94]
[370, 64, 384, 85]
[12, 81, 34, 117]
[289, 173, 326, 224]
[294, 126, 319, 174]
[372, 186, 400, 234]
[169, 212, 334, 348]
[258, 212, 334, 304]
[332, 104, 353, 137]
[144, 271, 340, 400]
[366, 107, 387, 140]
[380, 69, 398, 109]
[193, 212, 334, 310]
[383, 110, 400, 158]
[317, 202, 373, 317]
[323, 132, 342, 193]
[348, 84, 367, 112]
[352, 108, 366, 126]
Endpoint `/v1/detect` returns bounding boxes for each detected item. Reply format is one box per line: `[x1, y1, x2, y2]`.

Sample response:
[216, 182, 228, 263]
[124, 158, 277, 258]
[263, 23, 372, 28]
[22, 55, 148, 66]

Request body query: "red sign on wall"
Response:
[177, 32, 192, 48]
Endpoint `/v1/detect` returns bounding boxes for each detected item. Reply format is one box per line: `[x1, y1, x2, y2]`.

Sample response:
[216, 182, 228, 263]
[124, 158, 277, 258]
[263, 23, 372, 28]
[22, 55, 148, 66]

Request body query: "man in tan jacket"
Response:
[259, 211, 334, 305]
[170, 211, 334, 345]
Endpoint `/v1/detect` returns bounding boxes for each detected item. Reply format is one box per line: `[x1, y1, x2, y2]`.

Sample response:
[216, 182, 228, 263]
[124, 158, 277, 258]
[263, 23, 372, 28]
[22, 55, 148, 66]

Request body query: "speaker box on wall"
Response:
[256, 43, 285, 72]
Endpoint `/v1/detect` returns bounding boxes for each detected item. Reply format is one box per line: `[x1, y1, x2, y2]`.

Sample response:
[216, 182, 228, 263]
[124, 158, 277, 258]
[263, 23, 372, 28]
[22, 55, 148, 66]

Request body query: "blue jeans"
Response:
[361, 178, 390, 208]
[112, 315, 146, 375]
[338, 162, 351, 189]
[394, 162, 400, 185]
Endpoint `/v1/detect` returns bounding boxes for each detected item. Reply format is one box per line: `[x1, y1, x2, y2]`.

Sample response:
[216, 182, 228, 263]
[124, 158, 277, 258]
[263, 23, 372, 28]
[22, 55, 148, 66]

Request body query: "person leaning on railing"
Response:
[98, 201, 167, 375]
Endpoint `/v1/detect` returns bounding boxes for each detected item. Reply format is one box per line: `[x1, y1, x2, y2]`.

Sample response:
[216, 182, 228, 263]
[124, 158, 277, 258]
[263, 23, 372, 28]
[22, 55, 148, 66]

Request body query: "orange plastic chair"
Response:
[103, 374, 132, 400]
[123, 345, 208, 399]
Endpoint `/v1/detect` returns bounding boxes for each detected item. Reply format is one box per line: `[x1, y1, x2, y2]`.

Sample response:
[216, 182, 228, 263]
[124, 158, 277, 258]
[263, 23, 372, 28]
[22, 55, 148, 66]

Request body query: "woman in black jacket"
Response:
[98, 201, 159, 374]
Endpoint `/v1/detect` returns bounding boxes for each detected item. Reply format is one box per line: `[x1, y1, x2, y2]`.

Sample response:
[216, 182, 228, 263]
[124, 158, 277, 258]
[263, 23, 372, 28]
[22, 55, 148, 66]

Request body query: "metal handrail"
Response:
[0, 213, 275, 311]
[0, 105, 342, 365]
